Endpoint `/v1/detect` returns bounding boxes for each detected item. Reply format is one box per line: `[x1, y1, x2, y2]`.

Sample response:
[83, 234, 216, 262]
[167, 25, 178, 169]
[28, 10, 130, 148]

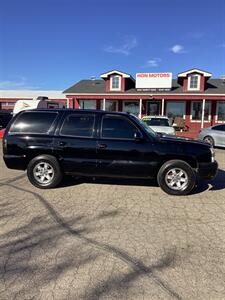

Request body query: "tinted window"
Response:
[143, 118, 169, 127]
[212, 125, 225, 131]
[60, 114, 95, 137]
[10, 112, 57, 134]
[101, 115, 137, 139]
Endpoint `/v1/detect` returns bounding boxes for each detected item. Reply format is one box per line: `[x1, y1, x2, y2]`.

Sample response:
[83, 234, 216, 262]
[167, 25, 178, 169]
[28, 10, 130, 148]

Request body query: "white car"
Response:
[142, 116, 175, 135]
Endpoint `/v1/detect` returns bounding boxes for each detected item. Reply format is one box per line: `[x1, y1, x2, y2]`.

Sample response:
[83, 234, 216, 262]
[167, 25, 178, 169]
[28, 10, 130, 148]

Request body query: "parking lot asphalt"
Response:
[0, 144, 225, 300]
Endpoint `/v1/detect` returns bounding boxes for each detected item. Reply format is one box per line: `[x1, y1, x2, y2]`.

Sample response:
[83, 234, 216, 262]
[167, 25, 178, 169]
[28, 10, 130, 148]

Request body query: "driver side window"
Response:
[101, 115, 138, 139]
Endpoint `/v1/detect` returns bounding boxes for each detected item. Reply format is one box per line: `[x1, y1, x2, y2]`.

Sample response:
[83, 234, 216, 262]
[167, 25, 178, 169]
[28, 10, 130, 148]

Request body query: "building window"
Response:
[217, 101, 225, 122]
[1, 102, 16, 106]
[191, 101, 211, 121]
[123, 101, 139, 116]
[147, 101, 161, 116]
[100, 100, 118, 111]
[188, 74, 200, 90]
[110, 75, 121, 90]
[79, 100, 96, 109]
[166, 102, 185, 119]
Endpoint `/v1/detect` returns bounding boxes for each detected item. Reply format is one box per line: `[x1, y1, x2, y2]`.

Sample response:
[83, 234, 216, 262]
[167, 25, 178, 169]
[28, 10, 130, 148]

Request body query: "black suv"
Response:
[3, 109, 218, 195]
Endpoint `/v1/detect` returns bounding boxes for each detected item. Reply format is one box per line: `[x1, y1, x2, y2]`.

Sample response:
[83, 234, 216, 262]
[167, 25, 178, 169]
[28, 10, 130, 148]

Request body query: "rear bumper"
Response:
[3, 154, 27, 170]
[197, 161, 218, 180]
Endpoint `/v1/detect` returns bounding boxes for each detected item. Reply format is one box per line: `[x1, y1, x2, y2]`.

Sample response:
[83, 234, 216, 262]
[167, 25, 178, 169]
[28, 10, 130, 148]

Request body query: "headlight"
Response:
[210, 147, 215, 162]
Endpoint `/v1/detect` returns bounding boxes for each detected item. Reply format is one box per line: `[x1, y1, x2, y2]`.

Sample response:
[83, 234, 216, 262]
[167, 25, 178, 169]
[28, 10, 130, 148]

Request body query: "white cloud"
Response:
[170, 44, 186, 54]
[104, 35, 137, 56]
[144, 58, 161, 67]
[0, 77, 40, 90]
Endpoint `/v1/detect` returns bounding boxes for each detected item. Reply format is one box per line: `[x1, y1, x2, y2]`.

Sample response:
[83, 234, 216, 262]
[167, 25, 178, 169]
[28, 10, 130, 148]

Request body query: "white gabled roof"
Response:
[100, 70, 131, 79]
[178, 68, 212, 78]
[0, 90, 66, 99]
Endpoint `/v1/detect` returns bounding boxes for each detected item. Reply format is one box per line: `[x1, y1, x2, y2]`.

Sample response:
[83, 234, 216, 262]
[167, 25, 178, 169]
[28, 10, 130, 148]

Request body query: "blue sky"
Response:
[0, 0, 225, 90]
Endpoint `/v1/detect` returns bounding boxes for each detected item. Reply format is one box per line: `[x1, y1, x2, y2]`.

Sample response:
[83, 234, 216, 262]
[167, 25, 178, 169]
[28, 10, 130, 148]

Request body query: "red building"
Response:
[1, 68, 225, 137]
[64, 68, 225, 137]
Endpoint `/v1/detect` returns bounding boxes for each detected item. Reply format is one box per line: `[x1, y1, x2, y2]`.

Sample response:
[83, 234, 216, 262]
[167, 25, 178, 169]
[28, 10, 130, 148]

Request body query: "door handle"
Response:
[98, 143, 107, 149]
[58, 141, 67, 147]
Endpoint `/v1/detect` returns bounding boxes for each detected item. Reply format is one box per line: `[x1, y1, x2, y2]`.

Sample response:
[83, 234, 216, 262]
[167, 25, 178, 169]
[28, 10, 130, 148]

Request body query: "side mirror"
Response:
[134, 131, 143, 142]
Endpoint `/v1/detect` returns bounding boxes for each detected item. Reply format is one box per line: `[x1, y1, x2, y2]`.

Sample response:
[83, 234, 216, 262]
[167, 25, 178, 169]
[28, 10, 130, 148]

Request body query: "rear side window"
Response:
[101, 115, 137, 139]
[212, 125, 225, 131]
[9, 112, 58, 134]
[60, 114, 95, 137]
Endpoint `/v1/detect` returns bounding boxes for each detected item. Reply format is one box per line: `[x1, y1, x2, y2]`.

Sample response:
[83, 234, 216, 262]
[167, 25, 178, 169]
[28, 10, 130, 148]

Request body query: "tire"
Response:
[203, 136, 215, 147]
[157, 160, 196, 196]
[27, 155, 62, 189]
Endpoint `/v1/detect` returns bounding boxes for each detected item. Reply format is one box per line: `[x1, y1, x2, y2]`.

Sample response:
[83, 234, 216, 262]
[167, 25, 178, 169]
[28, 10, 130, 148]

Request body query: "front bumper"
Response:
[197, 161, 218, 180]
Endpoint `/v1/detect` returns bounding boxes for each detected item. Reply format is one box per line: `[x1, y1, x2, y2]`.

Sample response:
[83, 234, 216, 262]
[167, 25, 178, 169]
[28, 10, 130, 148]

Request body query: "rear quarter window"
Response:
[212, 125, 225, 131]
[9, 111, 58, 134]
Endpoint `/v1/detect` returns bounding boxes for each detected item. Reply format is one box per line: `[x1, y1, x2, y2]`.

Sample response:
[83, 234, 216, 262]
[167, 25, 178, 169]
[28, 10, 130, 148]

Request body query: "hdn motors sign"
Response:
[136, 73, 172, 90]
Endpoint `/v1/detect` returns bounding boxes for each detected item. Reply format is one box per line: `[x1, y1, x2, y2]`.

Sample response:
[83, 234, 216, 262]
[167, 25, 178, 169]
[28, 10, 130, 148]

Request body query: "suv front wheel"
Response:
[27, 155, 62, 189]
[157, 160, 196, 195]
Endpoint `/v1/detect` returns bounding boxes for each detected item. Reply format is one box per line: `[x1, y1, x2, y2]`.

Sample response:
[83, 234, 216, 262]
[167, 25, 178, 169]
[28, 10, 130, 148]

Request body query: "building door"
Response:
[147, 101, 161, 116]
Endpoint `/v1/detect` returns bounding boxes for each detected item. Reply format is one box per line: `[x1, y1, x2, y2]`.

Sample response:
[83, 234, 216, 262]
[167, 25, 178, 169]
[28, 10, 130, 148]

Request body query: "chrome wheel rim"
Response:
[204, 137, 213, 145]
[165, 168, 188, 191]
[33, 162, 54, 184]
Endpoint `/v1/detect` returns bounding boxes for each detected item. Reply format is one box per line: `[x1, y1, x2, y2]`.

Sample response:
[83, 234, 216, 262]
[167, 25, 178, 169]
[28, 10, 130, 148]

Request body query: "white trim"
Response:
[139, 99, 142, 118]
[161, 99, 165, 116]
[201, 99, 205, 128]
[188, 74, 201, 91]
[64, 92, 225, 96]
[178, 69, 212, 77]
[190, 100, 211, 123]
[110, 75, 121, 91]
[101, 70, 131, 78]
[102, 98, 106, 110]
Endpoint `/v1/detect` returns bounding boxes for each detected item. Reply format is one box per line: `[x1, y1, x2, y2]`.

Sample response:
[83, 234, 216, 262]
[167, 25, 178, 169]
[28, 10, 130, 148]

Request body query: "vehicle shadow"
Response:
[192, 169, 225, 194]
[60, 169, 225, 195]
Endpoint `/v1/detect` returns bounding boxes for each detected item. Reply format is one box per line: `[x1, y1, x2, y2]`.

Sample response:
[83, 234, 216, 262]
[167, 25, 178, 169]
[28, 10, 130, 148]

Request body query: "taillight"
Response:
[3, 139, 7, 151]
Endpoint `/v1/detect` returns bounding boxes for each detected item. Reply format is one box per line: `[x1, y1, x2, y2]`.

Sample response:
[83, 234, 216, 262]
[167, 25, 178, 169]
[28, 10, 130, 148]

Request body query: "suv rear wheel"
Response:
[157, 160, 196, 195]
[203, 136, 214, 147]
[27, 155, 62, 189]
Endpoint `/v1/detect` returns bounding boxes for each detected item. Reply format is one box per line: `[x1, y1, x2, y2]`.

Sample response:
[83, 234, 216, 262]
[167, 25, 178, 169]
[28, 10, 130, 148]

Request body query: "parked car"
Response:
[3, 109, 218, 195]
[0, 110, 13, 129]
[199, 124, 225, 148]
[142, 116, 175, 135]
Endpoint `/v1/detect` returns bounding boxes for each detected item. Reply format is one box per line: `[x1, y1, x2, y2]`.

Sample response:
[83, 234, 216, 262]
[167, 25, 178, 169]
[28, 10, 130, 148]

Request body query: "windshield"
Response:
[130, 114, 157, 137]
[143, 118, 170, 127]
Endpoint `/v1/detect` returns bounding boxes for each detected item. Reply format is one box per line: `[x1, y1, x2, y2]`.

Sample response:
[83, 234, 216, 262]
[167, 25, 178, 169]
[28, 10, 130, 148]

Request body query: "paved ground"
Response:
[0, 145, 225, 300]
